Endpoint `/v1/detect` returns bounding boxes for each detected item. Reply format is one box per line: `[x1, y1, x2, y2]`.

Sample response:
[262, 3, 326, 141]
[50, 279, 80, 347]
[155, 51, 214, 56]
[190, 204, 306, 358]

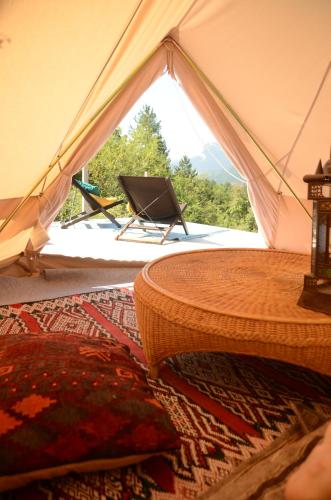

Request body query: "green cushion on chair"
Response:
[75, 179, 101, 196]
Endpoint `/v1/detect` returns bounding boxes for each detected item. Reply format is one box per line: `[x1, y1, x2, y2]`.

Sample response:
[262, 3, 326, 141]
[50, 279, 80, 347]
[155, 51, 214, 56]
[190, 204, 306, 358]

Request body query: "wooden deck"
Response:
[43, 219, 266, 263]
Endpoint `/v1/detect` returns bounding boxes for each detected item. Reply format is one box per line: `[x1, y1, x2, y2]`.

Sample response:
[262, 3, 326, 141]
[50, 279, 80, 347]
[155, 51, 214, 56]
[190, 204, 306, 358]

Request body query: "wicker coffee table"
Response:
[134, 248, 331, 378]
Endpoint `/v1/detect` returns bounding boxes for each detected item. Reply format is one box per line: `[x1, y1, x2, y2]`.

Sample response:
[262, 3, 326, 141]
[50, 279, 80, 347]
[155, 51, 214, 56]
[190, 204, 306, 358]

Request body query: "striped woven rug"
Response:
[1, 289, 330, 499]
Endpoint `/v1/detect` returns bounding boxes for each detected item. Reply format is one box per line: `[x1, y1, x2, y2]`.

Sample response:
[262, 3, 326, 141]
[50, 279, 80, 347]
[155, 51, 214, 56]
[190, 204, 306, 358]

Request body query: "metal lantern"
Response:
[298, 152, 331, 315]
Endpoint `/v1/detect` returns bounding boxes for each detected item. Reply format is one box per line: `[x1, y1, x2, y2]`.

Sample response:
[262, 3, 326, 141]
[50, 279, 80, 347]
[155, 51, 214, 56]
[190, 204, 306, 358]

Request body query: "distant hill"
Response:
[189, 142, 245, 184]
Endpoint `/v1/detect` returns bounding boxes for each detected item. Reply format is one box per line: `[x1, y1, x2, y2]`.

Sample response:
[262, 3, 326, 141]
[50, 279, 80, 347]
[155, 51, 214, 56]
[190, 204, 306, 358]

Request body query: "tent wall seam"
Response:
[166, 38, 311, 220]
[276, 60, 331, 193]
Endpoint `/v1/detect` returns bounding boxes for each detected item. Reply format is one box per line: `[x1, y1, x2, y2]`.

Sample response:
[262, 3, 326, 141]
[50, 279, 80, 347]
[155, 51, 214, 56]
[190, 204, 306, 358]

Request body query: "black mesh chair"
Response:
[61, 178, 124, 228]
[116, 175, 189, 244]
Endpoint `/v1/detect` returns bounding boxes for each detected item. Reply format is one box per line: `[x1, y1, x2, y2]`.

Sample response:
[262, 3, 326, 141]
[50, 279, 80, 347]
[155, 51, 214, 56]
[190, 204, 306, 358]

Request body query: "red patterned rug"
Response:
[0, 288, 331, 499]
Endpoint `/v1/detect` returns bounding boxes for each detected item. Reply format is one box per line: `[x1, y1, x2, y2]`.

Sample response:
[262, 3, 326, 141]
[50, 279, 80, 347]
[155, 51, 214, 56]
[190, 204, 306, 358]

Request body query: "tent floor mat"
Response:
[0, 288, 330, 498]
[0, 267, 140, 305]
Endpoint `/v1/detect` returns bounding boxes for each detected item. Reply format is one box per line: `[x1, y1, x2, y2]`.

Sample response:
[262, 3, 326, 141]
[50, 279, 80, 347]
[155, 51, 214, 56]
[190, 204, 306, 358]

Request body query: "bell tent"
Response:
[1, 0, 331, 273]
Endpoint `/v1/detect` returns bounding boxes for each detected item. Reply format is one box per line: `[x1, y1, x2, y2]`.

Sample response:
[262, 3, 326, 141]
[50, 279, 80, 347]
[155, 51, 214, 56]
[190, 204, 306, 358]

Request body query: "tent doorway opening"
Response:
[56, 74, 257, 234]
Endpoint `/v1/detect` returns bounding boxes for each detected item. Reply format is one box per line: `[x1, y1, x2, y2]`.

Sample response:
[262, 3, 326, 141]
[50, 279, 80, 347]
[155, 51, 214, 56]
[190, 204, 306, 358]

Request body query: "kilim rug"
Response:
[0, 289, 331, 499]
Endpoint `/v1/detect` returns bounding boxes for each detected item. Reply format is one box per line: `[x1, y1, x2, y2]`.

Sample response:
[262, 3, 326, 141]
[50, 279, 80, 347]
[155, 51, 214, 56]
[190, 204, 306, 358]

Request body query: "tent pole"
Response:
[0, 44, 160, 234]
[168, 38, 311, 219]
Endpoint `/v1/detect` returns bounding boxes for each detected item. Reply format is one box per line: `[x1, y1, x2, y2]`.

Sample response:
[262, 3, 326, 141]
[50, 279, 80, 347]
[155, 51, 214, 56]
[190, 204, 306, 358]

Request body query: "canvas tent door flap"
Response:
[1, 0, 331, 271]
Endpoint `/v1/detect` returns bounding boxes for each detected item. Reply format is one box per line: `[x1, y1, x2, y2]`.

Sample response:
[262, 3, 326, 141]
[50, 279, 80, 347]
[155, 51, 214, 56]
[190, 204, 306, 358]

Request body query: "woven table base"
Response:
[134, 249, 331, 378]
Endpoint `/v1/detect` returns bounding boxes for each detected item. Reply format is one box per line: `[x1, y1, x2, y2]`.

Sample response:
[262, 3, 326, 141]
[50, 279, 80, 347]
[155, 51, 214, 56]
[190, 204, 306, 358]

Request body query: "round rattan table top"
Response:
[143, 248, 331, 324]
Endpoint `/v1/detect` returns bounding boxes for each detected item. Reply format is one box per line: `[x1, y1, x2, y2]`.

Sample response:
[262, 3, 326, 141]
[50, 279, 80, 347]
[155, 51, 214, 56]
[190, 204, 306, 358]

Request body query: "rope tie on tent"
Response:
[24, 250, 41, 277]
[275, 61, 331, 193]
[163, 38, 311, 220]
[40, 157, 65, 194]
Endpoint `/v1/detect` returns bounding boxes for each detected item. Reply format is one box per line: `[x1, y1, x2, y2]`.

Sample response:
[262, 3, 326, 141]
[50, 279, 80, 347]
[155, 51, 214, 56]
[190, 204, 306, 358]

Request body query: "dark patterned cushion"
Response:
[0, 334, 179, 492]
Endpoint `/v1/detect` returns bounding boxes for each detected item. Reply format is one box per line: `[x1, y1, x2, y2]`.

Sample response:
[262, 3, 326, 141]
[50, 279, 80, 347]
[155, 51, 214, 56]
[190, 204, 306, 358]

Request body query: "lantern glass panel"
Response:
[317, 214, 327, 263]
[322, 185, 331, 197]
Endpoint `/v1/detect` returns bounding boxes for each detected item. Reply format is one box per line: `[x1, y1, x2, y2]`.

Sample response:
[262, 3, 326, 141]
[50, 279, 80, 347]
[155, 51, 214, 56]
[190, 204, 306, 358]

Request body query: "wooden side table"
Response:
[134, 248, 331, 378]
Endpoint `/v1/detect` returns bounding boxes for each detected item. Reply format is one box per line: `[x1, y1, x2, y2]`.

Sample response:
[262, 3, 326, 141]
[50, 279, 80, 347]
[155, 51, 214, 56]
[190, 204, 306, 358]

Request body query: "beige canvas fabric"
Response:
[0, 0, 193, 198]
[167, 41, 279, 247]
[179, 0, 331, 198]
[177, 0, 330, 252]
[0, 0, 193, 265]
[0, 0, 330, 268]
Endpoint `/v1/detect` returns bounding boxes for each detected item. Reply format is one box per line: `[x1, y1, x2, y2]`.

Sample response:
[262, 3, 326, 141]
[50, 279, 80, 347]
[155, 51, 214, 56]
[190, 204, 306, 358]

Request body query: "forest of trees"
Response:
[57, 105, 257, 232]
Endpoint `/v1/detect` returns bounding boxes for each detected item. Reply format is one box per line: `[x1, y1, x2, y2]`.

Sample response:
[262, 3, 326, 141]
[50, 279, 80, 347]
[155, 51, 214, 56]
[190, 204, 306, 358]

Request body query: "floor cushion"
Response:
[0, 333, 180, 492]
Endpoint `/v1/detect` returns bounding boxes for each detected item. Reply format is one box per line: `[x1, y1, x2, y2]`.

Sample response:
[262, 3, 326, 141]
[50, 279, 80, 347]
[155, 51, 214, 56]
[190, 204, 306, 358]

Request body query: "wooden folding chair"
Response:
[116, 175, 189, 244]
[61, 178, 124, 228]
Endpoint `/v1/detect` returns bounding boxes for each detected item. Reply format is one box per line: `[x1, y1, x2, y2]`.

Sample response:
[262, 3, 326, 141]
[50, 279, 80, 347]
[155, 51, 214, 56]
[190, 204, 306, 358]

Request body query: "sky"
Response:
[119, 73, 217, 162]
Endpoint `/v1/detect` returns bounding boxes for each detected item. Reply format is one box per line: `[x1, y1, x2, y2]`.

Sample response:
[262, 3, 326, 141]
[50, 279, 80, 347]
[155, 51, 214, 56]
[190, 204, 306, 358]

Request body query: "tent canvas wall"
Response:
[1, 0, 331, 273]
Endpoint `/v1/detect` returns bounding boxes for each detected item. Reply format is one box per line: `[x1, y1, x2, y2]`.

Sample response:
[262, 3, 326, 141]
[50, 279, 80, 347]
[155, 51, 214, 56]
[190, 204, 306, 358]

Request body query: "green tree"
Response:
[212, 183, 257, 231]
[87, 105, 171, 199]
[172, 156, 218, 225]
[57, 104, 257, 232]
[88, 128, 129, 198]
[127, 105, 171, 177]
[174, 155, 197, 178]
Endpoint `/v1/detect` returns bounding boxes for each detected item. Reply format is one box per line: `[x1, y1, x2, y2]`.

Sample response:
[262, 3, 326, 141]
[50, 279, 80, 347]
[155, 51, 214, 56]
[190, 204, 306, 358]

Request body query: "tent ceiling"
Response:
[178, 0, 331, 198]
[0, 0, 193, 199]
